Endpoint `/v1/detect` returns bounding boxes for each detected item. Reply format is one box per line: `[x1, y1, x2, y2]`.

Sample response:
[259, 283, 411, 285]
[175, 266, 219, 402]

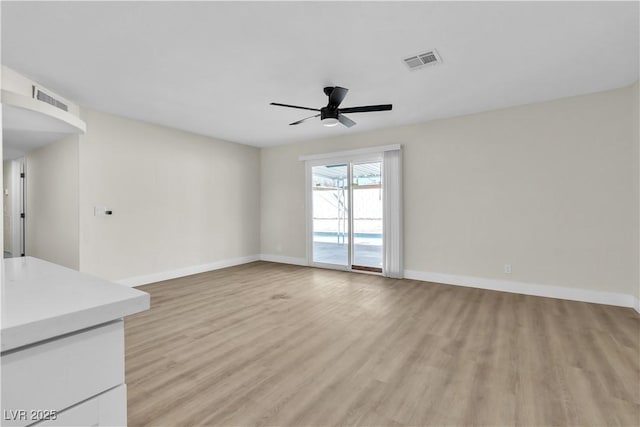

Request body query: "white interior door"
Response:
[3, 158, 25, 258]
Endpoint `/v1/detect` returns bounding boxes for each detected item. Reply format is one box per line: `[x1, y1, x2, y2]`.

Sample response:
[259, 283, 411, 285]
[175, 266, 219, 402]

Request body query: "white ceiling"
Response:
[2, 1, 638, 148]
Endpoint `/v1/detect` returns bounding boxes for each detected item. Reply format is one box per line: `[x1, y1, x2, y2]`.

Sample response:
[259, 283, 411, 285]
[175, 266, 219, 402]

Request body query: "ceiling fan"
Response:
[270, 86, 392, 128]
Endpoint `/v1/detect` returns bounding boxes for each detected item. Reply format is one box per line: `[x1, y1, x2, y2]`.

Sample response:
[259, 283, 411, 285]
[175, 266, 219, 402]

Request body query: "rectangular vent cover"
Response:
[32, 85, 68, 112]
[403, 49, 442, 70]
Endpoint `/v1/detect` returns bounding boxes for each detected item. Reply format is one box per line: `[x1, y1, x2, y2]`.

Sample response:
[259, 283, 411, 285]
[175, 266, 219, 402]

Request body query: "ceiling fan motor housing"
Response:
[320, 107, 338, 120]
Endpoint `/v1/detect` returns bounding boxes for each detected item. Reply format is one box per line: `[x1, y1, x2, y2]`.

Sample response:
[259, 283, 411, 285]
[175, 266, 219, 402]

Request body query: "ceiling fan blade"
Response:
[290, 114, 320, 126]
[338, 114, 356, 128]
[270, 102, 320, 112]
[339, 104, 392, 114]
[328, 86, 349, 108]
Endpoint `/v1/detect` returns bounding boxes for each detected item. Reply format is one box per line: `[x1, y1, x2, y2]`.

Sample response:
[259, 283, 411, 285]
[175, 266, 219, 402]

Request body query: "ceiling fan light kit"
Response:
[270, 86, 392, 129]
[322, 117, 339, 127]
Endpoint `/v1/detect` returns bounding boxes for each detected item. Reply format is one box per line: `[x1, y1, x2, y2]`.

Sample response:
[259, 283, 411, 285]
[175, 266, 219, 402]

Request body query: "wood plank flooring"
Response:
[125, 261, 640, 426]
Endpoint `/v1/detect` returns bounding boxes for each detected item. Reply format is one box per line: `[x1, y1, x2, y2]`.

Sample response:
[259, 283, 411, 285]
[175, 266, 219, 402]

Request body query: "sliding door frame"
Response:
[305, 152, 383, 273]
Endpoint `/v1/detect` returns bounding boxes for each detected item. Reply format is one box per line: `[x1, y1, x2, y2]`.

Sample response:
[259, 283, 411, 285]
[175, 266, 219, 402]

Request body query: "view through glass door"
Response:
[310, 160, 382, 272]
[311, 164, 349, 267]
[351, 161, 383, 272]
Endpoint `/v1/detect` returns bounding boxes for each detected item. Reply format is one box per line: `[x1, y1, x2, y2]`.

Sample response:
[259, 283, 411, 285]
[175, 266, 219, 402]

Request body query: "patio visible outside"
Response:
[312, 162, 382, 268]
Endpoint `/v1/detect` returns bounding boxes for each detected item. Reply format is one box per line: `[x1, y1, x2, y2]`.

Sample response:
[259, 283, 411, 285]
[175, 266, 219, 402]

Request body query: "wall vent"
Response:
[32, 85, 68, 112]
[403, 49, 442, 70]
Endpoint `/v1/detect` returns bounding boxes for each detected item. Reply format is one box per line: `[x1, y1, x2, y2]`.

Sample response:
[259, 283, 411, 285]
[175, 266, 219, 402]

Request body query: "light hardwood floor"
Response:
[125, 261, 639, 426]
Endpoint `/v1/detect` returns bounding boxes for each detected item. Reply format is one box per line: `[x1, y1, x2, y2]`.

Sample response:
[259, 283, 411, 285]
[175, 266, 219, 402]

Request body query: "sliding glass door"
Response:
[352, 161, 383, 271]
[311, 164, 349, 267]
[309, 158, 383, 273]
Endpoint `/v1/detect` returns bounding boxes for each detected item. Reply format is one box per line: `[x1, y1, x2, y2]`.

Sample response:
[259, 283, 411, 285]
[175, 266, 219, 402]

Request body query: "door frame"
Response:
[305, 152, 383, 273]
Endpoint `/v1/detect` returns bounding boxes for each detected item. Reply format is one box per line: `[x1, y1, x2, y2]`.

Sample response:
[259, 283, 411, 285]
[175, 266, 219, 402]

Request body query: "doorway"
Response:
[309, 158, 383, 273]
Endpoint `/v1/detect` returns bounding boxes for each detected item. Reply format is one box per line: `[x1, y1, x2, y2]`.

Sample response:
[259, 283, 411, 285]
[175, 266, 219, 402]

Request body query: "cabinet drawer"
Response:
[1, 321, 124, 427]
[34, 384, 126, 427]
[34, 397, 98, 427]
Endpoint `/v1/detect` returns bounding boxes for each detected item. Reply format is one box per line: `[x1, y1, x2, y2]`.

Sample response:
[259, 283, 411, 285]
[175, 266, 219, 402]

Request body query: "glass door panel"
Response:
[311, 164, 349, 267]
[352, 162, 383, 272]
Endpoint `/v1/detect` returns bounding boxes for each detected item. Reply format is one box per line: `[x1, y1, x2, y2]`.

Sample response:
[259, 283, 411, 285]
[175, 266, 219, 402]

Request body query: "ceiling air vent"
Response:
[32, 85, 68, 112]
[403, 49, 442, 71]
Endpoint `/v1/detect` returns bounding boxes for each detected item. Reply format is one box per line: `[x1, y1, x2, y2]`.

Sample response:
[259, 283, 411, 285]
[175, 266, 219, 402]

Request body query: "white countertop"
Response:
[1, 257, 150, 352]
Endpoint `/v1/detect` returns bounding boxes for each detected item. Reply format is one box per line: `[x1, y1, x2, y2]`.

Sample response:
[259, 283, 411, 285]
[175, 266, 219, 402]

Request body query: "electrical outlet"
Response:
[504, 264, 512, 274]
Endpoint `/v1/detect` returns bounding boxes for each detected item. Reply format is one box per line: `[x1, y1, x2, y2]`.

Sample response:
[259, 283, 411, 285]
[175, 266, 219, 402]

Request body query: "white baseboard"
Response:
[116, 255, 260, 287]
[259, 254, 308, 266]
[404, 269, 638, 311]
[114, 254, 640, 314]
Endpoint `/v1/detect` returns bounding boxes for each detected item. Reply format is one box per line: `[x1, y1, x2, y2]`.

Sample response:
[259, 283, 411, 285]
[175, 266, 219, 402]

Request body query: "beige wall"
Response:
[3, 160, 13, 253]
[632, 81, 639, 301]
[25, 135, 80, 269]
[261, 85, 637, 296]
[4, 74, 636, 302]
[78, 109, 260, 281]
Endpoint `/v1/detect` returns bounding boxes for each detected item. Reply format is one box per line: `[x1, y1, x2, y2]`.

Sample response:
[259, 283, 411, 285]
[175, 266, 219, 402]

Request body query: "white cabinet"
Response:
[1, 257, 150, 427]
[33, 385, 127, 427]
[1, 322, 127, 427]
